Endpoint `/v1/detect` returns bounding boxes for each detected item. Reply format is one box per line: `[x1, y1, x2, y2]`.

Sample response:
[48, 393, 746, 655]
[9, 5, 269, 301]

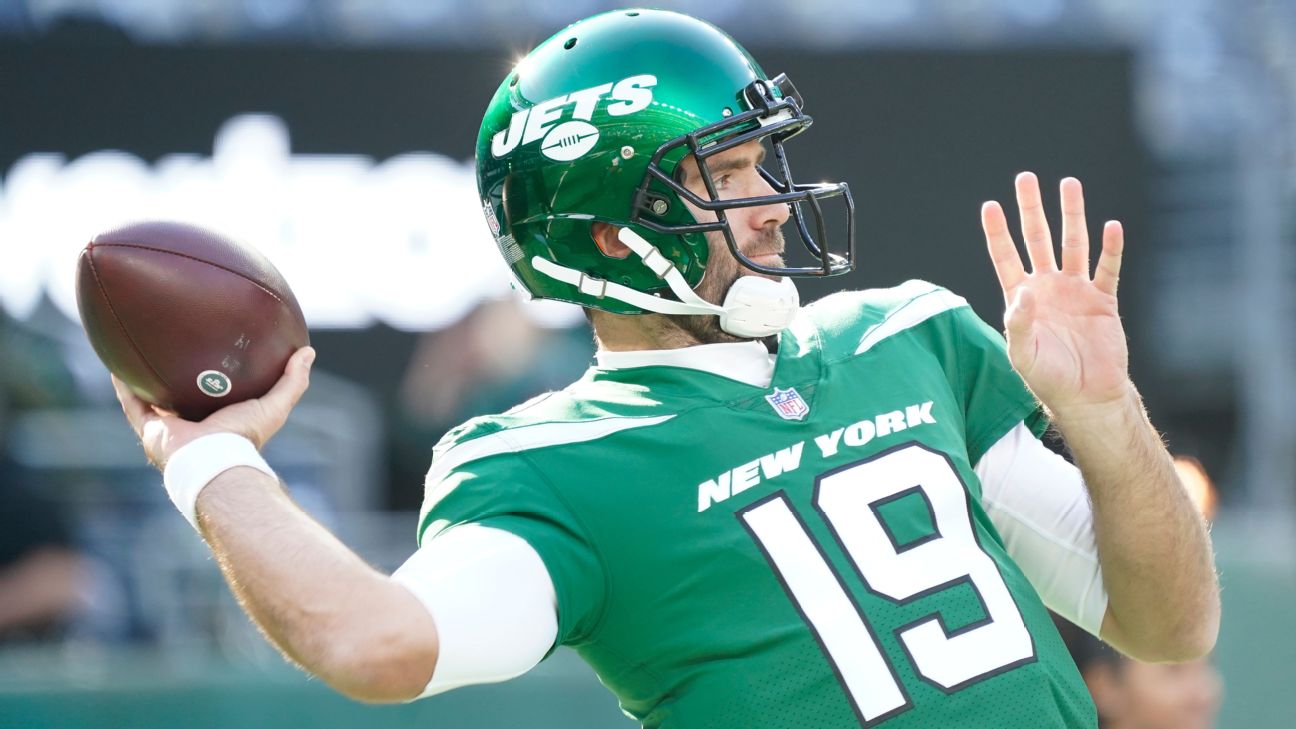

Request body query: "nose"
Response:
[750, 172, 791, 230]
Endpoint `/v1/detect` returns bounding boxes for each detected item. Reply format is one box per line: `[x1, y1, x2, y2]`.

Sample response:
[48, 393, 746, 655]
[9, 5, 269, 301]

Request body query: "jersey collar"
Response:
[595, 341, 775, 389]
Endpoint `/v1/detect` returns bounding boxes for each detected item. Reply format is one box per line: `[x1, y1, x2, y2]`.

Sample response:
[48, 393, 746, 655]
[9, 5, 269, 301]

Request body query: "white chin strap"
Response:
[529, 228, 800, 339]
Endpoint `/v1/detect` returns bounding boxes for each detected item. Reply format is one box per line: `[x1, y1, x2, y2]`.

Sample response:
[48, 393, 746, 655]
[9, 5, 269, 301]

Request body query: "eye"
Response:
[713, 174, 732, 190]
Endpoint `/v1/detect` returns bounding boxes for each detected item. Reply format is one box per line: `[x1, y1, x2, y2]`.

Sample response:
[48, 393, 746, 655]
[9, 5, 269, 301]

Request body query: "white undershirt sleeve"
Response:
[974, 422, 1108, 637]
[390, 523, 559, 698]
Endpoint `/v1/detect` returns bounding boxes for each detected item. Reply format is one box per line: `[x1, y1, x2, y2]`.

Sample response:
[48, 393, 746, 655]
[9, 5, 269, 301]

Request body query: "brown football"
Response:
[76, 221, 309, 421]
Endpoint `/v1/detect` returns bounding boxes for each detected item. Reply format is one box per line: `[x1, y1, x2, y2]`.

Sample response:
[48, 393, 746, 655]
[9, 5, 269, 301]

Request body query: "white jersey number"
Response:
[739, 443, 1035, 725]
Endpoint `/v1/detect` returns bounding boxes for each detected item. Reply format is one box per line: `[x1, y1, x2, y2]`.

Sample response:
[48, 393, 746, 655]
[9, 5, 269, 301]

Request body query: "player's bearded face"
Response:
[670, 140, 791, 344]
[667, 225, 786, 344]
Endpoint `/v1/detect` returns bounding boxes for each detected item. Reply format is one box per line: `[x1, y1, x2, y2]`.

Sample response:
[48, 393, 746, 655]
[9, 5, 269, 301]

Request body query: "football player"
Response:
[110, 9, 1219, 728]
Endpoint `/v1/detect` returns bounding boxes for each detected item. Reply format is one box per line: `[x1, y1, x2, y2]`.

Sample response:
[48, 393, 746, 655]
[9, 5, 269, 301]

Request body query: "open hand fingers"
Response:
[1059, 177, 1090, 275]
[1015, 172, 1057, 272]
[1094, 220, 1124, 295]
[981, 201, 1025, 298]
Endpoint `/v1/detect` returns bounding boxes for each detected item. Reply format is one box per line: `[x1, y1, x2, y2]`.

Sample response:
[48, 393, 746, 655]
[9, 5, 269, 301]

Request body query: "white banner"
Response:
[0, 113, 581, 330]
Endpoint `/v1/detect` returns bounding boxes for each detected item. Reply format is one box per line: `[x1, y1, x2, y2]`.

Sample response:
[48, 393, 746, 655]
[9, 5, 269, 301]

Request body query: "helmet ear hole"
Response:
[591, 222, 632, 259]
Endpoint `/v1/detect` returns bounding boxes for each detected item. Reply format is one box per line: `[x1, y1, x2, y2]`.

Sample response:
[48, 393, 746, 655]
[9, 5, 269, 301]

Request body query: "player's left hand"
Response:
[981, 172, 1129, 414]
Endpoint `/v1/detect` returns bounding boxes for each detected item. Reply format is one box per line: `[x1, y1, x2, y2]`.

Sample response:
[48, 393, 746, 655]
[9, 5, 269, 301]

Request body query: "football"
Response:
[76, 221, 309, 421]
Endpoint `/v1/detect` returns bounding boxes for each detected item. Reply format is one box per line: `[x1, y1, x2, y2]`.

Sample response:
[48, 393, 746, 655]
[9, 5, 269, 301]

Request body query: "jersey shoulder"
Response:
[421, 373, 678, 537]
[797, 278, 972, 362]
[431, 370, 671, 460]
[419, 380, 624, 645]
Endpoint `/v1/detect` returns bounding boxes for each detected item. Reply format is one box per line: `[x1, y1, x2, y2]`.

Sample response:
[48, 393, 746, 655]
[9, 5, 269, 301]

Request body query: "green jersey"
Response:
[417, 280, 1097, 728]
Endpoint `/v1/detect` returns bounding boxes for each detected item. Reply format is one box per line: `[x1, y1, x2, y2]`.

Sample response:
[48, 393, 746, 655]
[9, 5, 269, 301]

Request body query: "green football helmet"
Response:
[476, 8, 853, 324]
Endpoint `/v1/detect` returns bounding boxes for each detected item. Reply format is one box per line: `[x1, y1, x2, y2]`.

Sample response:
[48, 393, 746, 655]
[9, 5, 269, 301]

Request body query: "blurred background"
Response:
[0, 0, 1292, 727]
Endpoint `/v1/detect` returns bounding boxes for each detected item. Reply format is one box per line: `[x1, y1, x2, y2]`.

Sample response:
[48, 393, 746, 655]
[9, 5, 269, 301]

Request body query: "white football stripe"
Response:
[856, 283, 968, 355]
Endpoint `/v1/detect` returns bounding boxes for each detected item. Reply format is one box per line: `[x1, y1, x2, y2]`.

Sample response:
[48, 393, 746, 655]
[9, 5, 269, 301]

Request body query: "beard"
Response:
[662, 226, 785, 346]
[664, 311, 738, 345]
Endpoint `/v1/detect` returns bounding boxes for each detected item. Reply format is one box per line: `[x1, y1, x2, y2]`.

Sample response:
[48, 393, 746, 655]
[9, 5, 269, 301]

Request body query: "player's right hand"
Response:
[112, 346, 315, 470]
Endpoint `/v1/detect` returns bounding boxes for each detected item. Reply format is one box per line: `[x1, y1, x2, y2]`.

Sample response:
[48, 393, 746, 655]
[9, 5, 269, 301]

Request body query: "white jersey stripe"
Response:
[420, 414, 675, 524]
[855, 283, 969, 355]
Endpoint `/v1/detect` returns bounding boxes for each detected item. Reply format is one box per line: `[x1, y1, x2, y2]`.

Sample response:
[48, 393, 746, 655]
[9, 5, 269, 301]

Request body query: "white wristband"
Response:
[162, 432, 277, 529]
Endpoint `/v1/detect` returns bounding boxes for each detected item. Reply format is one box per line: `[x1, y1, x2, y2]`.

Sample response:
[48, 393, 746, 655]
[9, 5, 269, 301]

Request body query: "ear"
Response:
[591, 222, 632, 259]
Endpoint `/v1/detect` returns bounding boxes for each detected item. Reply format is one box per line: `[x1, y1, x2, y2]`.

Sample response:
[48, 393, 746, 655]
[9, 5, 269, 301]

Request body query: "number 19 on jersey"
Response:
[739, 443, 1036, 726]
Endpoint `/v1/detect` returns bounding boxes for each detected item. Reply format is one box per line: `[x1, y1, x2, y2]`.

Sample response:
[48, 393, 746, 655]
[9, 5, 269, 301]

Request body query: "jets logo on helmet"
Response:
[490, 74, 657, 160]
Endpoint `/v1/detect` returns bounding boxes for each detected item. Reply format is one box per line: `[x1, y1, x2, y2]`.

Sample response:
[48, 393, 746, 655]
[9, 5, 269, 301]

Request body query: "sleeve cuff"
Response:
[162, 432, 276, 530]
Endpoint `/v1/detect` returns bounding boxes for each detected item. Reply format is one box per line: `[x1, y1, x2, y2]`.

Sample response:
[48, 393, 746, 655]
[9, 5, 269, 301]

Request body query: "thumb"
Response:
[1003, 287, 1037, 365]
[257, 346, 315, 418]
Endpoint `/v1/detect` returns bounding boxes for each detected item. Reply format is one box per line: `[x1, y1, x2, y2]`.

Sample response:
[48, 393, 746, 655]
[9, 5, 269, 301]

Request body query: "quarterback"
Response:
[111, 9, 1219, 729]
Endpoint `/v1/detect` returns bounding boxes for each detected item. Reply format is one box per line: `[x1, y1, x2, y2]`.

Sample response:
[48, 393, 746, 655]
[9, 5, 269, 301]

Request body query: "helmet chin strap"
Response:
[715, 274, 801, 339]
[615, 228, 801, 338]
[527, 228, 800, 339]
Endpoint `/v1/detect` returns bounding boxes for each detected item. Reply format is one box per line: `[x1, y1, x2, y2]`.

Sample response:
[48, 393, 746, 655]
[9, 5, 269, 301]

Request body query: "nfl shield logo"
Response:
[765, 387, 810, 421]
[482, 200, 501, 236]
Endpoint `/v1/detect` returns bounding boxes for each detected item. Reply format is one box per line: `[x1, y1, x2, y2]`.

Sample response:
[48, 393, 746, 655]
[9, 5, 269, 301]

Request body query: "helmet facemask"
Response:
[631, 74, 855, 280]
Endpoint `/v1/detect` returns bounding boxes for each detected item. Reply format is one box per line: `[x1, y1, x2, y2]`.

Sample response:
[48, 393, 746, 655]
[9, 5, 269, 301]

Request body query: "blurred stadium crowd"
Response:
[1, 1, 1294, 728]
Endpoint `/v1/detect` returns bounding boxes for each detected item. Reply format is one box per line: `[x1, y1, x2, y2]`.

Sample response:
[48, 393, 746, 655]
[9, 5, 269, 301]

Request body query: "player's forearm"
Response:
[1051, 385, 1219, 662]
[195, 467, 438, 701]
